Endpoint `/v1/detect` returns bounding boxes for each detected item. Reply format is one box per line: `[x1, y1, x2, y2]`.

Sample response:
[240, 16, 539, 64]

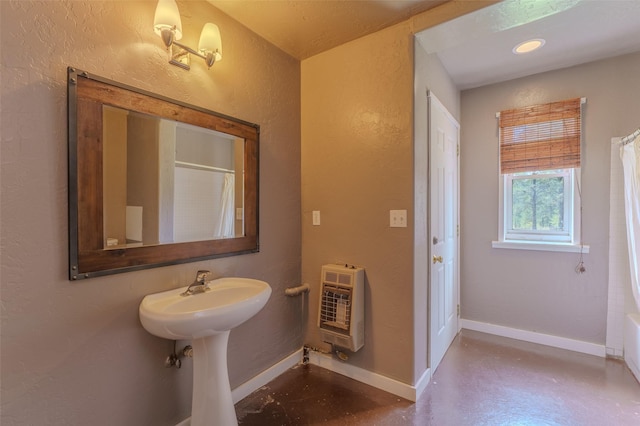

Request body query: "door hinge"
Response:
[457, 224, 460, 237]
[457, 304, 460, 317]
[457, 144, 460, 157]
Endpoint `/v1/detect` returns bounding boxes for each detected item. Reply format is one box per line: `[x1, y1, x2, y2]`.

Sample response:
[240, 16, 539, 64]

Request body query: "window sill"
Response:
[491, 240, 590, 253]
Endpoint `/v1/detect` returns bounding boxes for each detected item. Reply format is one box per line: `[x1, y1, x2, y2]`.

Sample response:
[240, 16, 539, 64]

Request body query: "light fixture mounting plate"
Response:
[169, 44, 190, 70]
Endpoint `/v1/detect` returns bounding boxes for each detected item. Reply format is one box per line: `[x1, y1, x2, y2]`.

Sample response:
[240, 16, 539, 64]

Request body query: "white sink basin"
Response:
[139, 277, 271, 426]
[139, 277, 271, 340]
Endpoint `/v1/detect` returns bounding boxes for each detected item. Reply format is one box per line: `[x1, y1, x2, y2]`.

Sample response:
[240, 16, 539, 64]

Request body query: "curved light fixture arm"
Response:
[171, 40, 218, 69]
[160, 32, 219, 71]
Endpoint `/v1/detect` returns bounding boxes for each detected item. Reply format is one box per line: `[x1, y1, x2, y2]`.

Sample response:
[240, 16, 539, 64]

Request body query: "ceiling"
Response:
[209, 0, 640, 90]
[417, 0, 640, 89]
[209, 0, 447, 59]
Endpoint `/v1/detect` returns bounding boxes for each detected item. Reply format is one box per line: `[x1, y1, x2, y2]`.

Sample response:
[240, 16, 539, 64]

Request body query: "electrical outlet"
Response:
[390, 210, 407, 227]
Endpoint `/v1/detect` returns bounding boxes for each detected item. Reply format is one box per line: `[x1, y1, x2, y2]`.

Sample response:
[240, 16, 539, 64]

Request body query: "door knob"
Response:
[432, 255, 443, 264]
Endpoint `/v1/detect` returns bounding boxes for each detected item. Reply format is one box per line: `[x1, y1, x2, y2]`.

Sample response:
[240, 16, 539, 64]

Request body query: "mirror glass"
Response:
[68, 67, 259, 280]
[102, 106, 245, 249]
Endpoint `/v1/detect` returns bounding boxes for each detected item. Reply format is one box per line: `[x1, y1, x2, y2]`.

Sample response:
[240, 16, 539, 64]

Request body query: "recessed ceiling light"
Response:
[513, 38, 545, 54]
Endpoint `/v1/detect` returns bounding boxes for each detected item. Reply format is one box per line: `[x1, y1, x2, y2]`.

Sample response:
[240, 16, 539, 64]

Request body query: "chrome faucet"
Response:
[181, 270, 211, 296]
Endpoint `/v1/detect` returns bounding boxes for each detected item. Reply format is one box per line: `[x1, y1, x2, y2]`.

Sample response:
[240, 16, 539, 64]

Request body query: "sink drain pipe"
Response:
[165, 341, 193, 368]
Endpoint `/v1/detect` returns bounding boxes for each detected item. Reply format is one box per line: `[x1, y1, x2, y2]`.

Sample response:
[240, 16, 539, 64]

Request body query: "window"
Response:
[504, 168, 574, 243]
[493, 98, 588, 252]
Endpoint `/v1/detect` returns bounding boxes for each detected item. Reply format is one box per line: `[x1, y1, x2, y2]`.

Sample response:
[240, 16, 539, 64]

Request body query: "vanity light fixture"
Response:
[154, 0, 222, 70]
[513, 38, 545, 54]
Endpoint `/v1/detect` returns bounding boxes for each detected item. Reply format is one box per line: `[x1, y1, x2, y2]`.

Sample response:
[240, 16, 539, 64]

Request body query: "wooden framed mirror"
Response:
[67, 67, 259, 280]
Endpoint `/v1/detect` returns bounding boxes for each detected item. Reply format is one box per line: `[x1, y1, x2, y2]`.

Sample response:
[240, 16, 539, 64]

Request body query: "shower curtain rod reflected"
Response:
[621, 128, 640, 145]
[174, 160, 235, 173]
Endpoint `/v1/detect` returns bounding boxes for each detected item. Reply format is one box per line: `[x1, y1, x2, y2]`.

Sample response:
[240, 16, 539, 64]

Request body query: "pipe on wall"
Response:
[285, 283, 310, 296]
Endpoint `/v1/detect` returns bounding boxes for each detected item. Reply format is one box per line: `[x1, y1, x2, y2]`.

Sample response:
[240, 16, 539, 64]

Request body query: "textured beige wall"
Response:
[302, 21, 417, 384]
[300, 0, 484, 387]
[460, 52, 640, 344]
[0, 1, 300, 425]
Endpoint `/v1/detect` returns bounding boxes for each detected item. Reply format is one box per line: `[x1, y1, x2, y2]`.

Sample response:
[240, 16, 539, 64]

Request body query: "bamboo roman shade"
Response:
[499, 98, 582, 174]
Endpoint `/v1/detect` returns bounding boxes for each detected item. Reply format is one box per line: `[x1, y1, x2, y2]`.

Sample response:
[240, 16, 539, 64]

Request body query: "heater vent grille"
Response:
[320, 284, 352, 332]
[317, 264, 365, 352]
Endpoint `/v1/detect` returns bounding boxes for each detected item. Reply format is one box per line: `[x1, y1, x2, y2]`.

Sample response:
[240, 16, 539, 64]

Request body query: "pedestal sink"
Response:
[139, 277, 272, 426]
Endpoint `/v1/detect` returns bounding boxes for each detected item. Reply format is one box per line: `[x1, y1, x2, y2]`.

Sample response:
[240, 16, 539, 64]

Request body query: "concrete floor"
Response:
[235, 330, 640, 425]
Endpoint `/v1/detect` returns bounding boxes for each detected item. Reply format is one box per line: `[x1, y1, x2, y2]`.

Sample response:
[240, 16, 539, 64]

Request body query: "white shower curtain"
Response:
[621, 134, 640, 311]
[216, 173, 235, 238]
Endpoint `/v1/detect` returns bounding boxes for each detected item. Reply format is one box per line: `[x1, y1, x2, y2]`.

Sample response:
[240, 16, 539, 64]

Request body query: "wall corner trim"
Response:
[413, 368, 432, 400]
[461, 319, 606, 358]
[308, 351, 424, 402]
[231, 349, 304, 403]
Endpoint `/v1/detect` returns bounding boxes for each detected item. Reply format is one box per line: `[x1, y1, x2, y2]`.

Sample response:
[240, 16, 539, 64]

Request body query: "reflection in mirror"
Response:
[102, 106, 245, 249]
[68, 67, 259, 280]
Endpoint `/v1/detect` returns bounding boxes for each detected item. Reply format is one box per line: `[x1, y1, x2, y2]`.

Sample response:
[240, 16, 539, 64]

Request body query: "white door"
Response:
[428, 92, 459, 373]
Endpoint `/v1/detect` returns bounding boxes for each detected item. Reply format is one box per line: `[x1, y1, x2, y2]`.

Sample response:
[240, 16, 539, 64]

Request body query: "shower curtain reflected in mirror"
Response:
[216, 173, 235, 238]
[621, 133, 640, 311]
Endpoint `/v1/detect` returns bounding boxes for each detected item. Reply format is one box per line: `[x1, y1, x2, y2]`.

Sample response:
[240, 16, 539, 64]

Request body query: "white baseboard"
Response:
[176, 347, 426, 426]
[413, 368, 432, 401]
[231, 349, 303, 403]
[175, 349, 302, 426]
[461, 319, 606, 358]
[308, 350, 425, 402]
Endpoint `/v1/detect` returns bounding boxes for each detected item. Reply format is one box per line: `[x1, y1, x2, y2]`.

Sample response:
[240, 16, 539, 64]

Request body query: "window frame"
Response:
[494, 167, 588, 253]
[504, 168, 573, 243]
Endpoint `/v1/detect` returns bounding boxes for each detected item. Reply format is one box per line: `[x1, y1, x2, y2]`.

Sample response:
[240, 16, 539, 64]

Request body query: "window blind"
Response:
[499, 98, 582, 174]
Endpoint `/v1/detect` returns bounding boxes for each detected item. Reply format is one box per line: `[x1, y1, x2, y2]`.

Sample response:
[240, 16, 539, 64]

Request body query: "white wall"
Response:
[460, 51, 640, 345]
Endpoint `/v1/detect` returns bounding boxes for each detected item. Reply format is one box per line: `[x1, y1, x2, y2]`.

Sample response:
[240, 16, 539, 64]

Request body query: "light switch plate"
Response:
[390, 210, 407, 228]
[312, 210, 321, 226]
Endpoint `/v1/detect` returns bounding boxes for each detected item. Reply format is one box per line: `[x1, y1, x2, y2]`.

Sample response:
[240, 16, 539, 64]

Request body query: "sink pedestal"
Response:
[191, 331, 237, 426]
[138, 277, 272, 426]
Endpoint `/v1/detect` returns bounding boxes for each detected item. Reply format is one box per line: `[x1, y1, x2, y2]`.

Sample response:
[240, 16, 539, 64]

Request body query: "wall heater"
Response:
[317, 264, 365, 352]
